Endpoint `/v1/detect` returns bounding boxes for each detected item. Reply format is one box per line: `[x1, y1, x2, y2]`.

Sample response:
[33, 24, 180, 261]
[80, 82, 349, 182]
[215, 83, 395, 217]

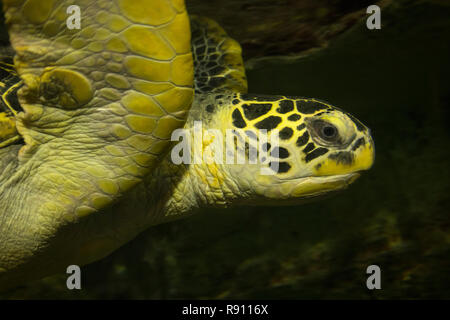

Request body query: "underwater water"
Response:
[2, 1, 449, 299]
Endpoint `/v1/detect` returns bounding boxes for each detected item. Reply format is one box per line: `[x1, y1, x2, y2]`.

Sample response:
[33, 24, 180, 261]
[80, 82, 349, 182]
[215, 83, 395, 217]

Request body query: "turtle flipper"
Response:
[0, 0, 193, 281]
[191, 16, 247, 94]
[0, 50, 22, 147]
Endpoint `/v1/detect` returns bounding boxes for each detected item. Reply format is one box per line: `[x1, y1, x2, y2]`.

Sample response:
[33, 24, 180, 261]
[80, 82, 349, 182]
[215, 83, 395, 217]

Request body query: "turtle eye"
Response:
[313, 120, 340, 143]
[321, 124, 337, 139]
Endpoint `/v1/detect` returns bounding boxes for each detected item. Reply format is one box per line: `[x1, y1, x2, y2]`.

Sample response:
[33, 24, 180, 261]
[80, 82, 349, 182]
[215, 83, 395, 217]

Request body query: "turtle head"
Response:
[218, 94, 375, 205]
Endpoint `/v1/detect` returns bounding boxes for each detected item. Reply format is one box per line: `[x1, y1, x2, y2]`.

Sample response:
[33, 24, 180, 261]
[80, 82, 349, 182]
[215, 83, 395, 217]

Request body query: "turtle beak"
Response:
[312, 132, 375, 177]
[355, 133, 375, 172]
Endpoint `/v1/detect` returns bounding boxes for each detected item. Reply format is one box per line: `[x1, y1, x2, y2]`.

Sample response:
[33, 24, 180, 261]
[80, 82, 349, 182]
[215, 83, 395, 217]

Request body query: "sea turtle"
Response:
[0, 0, 374, 290]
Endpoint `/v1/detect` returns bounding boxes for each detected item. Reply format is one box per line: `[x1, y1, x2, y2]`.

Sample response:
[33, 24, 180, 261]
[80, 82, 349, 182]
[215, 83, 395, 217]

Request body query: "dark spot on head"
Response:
[232, 109, 246, 128]
[329, 151, 354, 165]
[231, 129, 243, 140]
[296, 100, 328, 114]
[245, 130, 258, 141]
[232, 99, 240, 105]
[254, 116, 282, 131]
[246, 142, 258, 162]
[276, 100, 294, 114]
[232, 136, 239, 150]
[351, 137, 366, 151]
[297, 123, 306, 131]
[279, 127, 293, 140]
[206, 104, 215, 113]
[271, 146, 289, 159]
[262, 142, 271, 152]
[303, 142, 315, 153]
[270, 161, 291, 173]
[241, 93, 280, 102]
[305, 147, 329, 163]
[288, 114, 301, 121]
[242, 103, 272, 120]
[296, 131, 309, 147]
[244, 142, 250, 155]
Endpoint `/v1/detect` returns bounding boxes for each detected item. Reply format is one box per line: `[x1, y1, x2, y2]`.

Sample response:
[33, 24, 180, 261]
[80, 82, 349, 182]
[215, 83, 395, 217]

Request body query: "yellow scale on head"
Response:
[314, 141, 375, 176]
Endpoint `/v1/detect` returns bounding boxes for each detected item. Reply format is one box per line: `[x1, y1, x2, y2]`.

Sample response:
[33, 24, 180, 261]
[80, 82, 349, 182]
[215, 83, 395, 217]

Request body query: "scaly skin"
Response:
[0, 0, 194, 289]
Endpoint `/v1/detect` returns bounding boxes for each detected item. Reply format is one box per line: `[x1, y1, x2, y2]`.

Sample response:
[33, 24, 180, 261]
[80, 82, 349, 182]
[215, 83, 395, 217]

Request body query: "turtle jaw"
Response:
[225, 171, 362, 207]
[289, 172, 361, 199]
[262, 171, 361, 202]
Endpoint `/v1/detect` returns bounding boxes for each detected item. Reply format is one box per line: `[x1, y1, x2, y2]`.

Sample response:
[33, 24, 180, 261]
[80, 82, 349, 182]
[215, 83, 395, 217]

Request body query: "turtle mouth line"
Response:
[276, 171, 361, 183]
[307, 172, 361, 185]
[289, 172, 361, 198]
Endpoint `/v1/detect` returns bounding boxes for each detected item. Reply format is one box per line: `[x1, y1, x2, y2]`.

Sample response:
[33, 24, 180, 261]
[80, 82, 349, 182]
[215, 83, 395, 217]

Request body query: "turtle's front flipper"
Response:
[190, 16, 247, 94]
[0, 50, 22, 148]
[0, 0, 193, 288]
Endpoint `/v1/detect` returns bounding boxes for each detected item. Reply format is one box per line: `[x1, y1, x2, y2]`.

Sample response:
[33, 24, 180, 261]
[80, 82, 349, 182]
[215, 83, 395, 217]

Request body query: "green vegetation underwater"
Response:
[1, 0, 449, 299]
